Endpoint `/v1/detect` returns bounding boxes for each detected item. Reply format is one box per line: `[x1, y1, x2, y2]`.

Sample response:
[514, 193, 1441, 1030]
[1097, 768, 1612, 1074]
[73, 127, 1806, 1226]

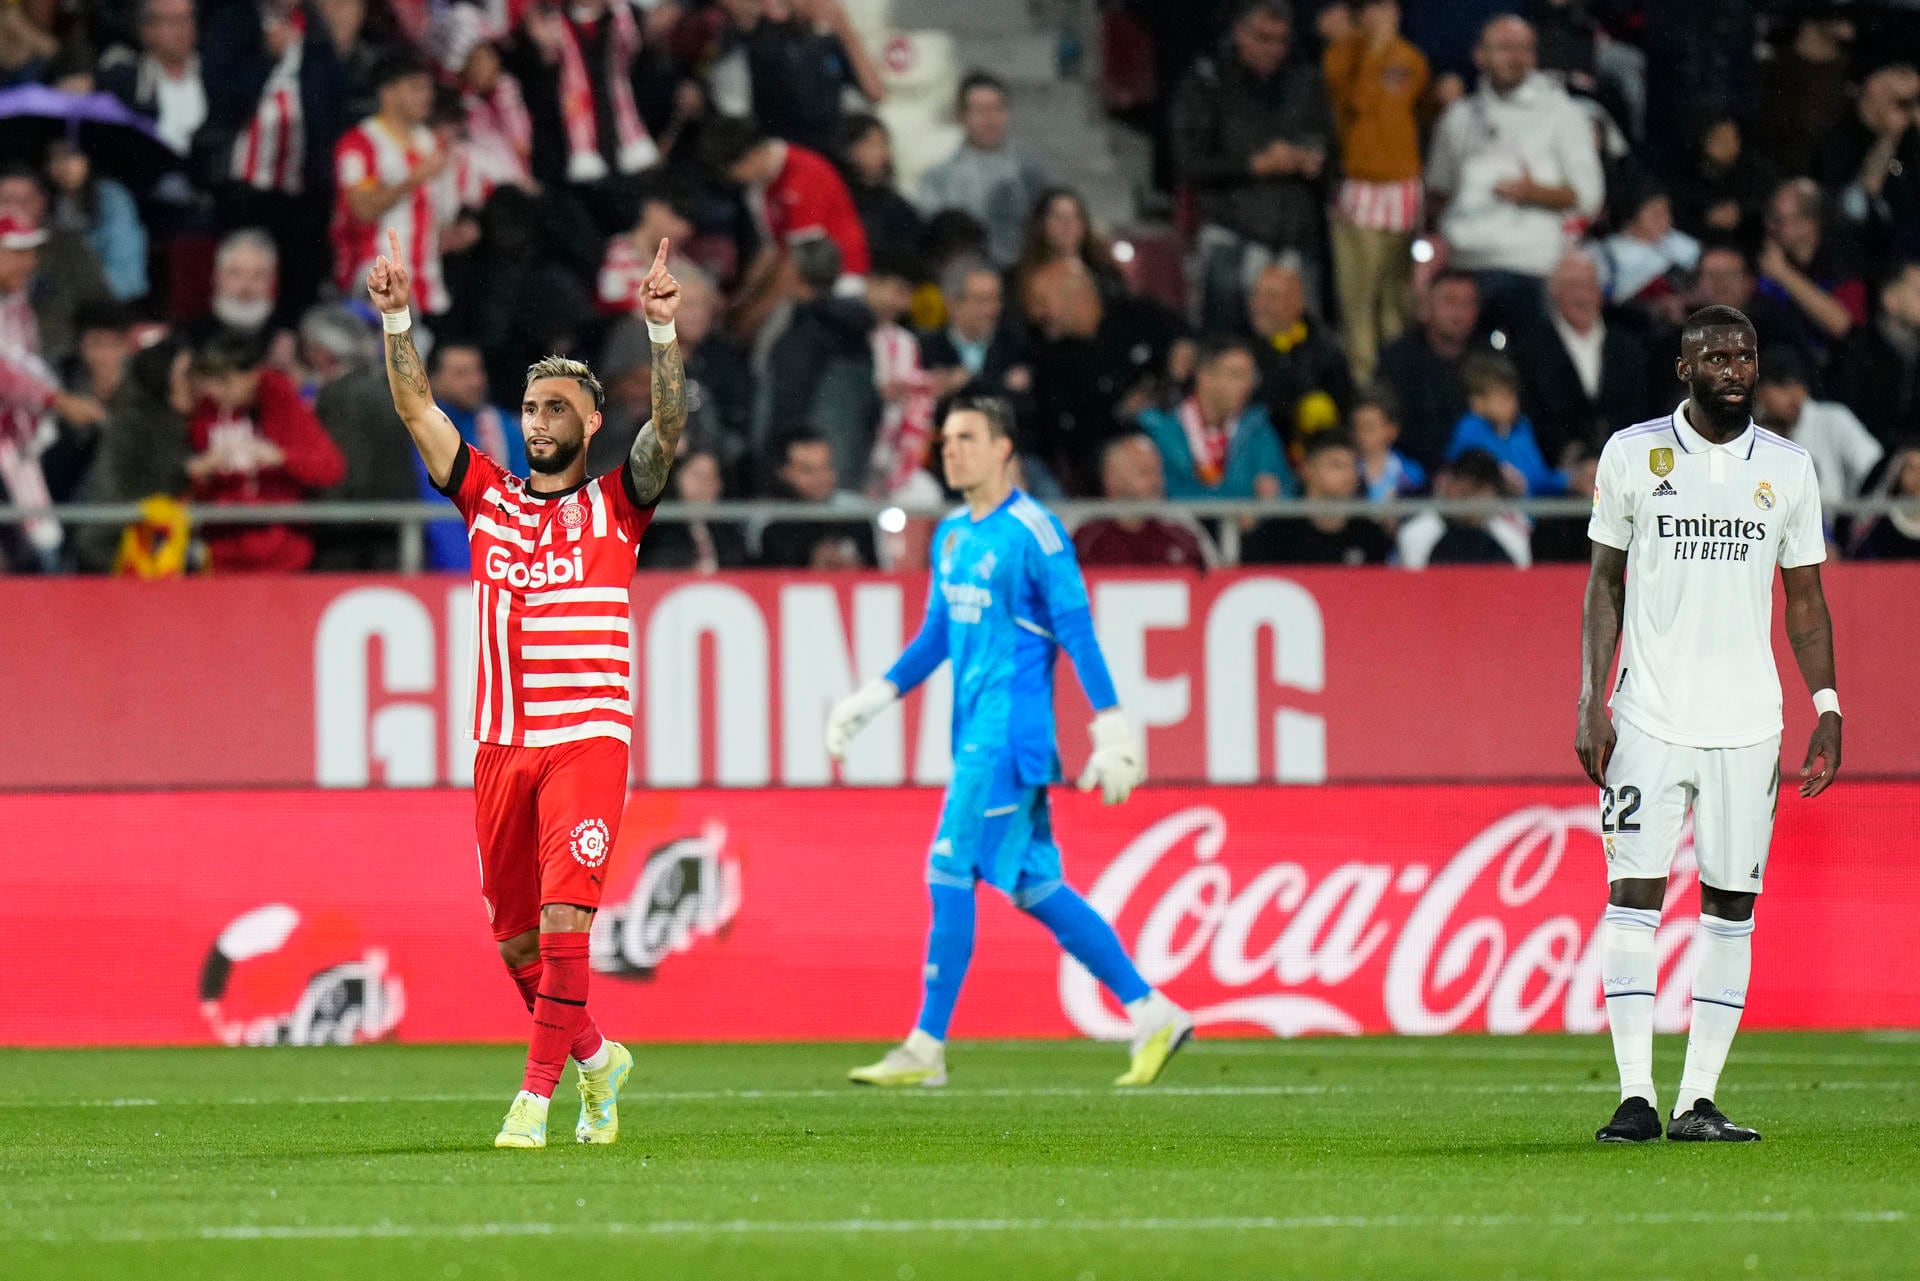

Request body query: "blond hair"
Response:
[524, 355, 605, 410]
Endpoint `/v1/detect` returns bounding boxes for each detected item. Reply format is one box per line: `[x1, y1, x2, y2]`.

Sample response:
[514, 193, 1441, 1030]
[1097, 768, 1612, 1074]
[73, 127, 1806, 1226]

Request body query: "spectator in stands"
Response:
[1323, 0, 1428, 384]
[42, 301, 131, 501]
[1376, 266, 1482, 472]
[921, 256, 1031, 407]
[1243, 431, 1393, 565]
[1447, 351, 1564, 496]
[206, 228, 279, 338]
[1818, 61, 1920, 267]
[412, 338, 524, 571]
[597, 190, 697, 314]
[1026, 258, 1189, 495]
[1591, 179, 1698, 329]
[835, 113, 923, 277]
[1530, 439, 1600, 563]
[1012, 188, 1125, 329]
[184, 326, 345, 573]
[1350, 383, 1424, 499]
[1425, 14, 1603, 328]
[639, 448, 751, 572]
[45, 140, 147, 304]
[702, 115, 870, 333]
[1757, 177, 1864, 363]
[865, 253, 940, 501]
[305, 306, 416, 570]
[1243, 256, 1349, 449]
[1753, 14, 1852, 178]
[910, 207, 990, 330]
[72, 336, 193, 572]
[332, 53, 452, 317]
[97, 0, 208, 159]
[295, 302, 374, 401]
[1831, 258, 1920, 453]
[510, 0, 659, 192]
[0, 167, 111, 365]
[1138, 335, 1293, 502]
[758, 429, 876, 568]
[727, 0, 884, 157]
[1670, 113, 1780, 248]
[759, 236, 875, 485]
[670, 260, 756, 492]
[0, 0, 64, 88]
[1171, 0, 1335, 331]
[917, 72, 1052, 269]
[426, 6, 534, 197]
[1850, 448, 1920, 559]
[1509, 250, 1649, 461]
[448, 186, 592, 404]
[1072, 432, 1211, 569]
[1754, 347, 1884, 516]
[1397, 447, 1532, 568]
[1690, 242, 1801, 370]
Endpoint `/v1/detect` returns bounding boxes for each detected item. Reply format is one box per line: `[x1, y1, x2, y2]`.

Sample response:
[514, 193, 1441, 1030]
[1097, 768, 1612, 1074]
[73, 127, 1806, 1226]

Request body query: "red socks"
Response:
[518, 933, 600, 1097]
[506, 957, 606, 1065]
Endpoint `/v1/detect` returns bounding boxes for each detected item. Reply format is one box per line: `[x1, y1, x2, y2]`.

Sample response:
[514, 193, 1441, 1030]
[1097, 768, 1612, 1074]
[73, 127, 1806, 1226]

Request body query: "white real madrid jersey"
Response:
[1588, 404, 1826, 749]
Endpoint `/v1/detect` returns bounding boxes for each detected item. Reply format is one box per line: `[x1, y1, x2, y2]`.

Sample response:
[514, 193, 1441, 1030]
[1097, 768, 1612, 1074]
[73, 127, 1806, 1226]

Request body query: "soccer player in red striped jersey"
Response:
[368, 228, 685, 1148]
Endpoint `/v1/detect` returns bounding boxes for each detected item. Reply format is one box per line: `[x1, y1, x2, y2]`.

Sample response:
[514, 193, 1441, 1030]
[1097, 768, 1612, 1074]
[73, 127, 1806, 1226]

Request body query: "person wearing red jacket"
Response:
[186, 327, 346, 572]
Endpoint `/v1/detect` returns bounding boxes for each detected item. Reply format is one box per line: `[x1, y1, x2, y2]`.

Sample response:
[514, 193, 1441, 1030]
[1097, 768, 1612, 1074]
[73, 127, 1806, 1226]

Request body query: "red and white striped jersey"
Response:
[332, 117, 448, 314]
[439, 445, 654, 748]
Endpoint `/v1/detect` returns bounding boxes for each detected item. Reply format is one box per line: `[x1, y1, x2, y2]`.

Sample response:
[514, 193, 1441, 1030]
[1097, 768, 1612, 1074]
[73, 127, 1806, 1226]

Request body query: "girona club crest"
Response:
[570, 817, 611, 867]
[559, 500, 588, 529]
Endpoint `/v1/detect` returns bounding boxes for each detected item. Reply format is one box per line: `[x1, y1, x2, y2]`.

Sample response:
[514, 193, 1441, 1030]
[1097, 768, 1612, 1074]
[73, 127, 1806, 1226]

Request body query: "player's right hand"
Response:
[1575, 702, 1616, 788]
[826, 678, 898, 762]
[367, 227, 412, 315]
[1078, 710, 1145, 805]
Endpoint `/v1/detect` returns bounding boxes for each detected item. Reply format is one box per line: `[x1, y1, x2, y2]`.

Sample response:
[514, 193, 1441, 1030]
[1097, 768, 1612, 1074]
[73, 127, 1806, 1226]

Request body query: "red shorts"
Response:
[472, 736, 629, 941]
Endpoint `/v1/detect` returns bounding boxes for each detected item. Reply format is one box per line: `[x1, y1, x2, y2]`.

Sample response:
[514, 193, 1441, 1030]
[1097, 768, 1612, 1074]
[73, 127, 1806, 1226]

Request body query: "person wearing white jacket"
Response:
[1426, 16, 1604, 320]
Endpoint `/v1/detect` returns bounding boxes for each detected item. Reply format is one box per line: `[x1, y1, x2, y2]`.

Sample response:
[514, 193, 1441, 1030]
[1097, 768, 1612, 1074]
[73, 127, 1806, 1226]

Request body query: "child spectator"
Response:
[1446, 352, 1565, 496]
[1350, 384, 1425, 500]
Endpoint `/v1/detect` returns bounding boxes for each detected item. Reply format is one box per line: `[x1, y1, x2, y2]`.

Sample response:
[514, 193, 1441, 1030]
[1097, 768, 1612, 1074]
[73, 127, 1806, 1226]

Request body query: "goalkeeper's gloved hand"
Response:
[826, 678, 899, 761]
[1076, 709, 1145, 805]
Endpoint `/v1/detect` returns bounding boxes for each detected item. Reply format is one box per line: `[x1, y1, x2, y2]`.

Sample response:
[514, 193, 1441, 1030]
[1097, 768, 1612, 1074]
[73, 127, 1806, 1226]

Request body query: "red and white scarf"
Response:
[231, 20, 305, 194]
[1175, 396, 1233, 487]
[868, 323, 937, 495]
[556, 0, 657, 182]
[0, 291, 63, 556]
[460, 72, 533, 200]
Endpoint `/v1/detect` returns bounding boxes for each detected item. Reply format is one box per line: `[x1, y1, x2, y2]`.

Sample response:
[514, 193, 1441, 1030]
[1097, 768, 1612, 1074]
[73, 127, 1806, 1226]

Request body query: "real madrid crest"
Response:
[1649, 447, 1674, 477]
[1753, 481, 1776, 511]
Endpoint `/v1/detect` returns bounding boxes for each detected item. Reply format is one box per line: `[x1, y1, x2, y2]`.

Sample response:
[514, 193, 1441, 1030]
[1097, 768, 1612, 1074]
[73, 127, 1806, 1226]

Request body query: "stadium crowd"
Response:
[2, 0, 1919, 574]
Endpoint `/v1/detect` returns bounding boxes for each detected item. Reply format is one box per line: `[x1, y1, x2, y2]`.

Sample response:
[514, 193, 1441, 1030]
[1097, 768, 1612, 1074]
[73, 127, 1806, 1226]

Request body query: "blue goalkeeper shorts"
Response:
[927, 742, 1063, 905]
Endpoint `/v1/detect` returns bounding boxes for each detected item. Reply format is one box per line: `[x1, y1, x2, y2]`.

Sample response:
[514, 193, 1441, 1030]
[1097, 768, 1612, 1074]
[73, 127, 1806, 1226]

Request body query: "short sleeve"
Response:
[609, 460, 660, 539]
[436, 443, 508, 521]
[336, 141, 373, 190]
[1586, 440, 1633, 550]
[1777, 455, 1829, 568]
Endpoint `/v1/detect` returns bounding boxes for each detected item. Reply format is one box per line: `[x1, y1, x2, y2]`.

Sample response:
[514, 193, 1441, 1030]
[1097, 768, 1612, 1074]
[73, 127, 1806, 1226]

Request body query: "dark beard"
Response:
[527, 435, 584, 475]
[1690, 383, 1751, 438]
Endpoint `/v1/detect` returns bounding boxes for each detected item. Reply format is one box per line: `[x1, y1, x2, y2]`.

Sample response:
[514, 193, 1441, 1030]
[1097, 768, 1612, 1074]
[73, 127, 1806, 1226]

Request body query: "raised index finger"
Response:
[651, 237, 671, 273]
[388, 226, 402, 260]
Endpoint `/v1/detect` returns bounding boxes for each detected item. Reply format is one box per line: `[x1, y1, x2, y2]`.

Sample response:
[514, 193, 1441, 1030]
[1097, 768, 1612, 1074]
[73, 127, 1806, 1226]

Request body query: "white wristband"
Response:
[382, 308, 412, 334]
[1812, 688, 1841, 718]
[646, 318, 676, 343]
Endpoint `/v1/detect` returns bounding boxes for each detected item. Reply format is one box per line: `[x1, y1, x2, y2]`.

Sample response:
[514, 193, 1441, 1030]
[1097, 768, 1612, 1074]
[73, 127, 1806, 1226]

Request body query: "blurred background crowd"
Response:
[3, 0, 1920, 575]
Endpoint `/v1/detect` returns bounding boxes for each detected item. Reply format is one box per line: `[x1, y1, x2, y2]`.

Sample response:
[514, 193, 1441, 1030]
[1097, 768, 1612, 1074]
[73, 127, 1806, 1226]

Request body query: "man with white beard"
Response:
[208, 230, 280, 335]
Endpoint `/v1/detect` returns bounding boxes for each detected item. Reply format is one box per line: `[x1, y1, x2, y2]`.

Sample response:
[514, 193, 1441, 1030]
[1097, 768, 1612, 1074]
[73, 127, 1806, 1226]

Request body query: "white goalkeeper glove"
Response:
[1076, 709, 1145, 805]
[826, 678, 898, 761]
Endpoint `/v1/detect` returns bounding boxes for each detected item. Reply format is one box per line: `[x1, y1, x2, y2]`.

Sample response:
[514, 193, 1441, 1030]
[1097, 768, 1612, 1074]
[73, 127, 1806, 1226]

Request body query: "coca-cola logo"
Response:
[1064, 805, 1701, 1039]
[198, 904, 406, 1046]
[591, 822, 741, 977]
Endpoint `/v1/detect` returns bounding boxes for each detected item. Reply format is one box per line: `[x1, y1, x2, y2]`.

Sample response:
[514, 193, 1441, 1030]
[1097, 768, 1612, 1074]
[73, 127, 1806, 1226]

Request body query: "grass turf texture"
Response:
[2, 1033, 1916, 1281]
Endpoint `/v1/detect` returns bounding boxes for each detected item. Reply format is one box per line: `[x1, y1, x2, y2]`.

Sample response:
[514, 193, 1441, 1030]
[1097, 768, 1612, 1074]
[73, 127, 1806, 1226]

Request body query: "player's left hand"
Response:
[1078, 710, 1145, 805]
[641, 238, 681, 326]
[1800, 712, 1842, 798]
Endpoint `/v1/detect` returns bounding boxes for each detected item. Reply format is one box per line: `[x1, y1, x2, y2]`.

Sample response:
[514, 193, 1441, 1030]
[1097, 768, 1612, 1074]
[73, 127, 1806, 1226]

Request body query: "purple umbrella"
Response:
[0, 86, 183, 192]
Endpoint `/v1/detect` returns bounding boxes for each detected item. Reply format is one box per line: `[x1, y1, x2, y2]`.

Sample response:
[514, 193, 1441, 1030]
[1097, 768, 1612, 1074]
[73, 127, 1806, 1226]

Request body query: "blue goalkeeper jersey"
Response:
[885, 489, 1119, 787]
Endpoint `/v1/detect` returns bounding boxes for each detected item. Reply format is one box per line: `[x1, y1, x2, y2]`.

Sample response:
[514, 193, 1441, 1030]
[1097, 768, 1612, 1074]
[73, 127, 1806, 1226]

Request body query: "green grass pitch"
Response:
[3, 1033, 1917, 1280]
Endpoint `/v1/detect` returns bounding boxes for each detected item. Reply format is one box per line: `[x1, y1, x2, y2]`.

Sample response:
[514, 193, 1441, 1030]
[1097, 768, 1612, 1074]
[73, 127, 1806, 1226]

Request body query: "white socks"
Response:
[1601, 905, 1662, 1107]
[1677, 913, 1754, 1116]
[905, 1028, 944, 1060]
[577, 1042, 611, 1073]
[514, 1089, 551, 1112]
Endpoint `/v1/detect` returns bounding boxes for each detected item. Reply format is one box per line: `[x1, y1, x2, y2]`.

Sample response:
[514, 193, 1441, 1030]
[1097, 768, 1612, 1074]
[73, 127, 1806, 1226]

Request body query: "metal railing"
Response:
[4, 496, 1916, 572]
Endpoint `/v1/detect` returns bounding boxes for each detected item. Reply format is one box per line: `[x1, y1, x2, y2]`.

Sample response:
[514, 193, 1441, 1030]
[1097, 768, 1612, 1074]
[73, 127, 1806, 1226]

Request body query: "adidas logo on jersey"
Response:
[1652, 480, 1678, 497]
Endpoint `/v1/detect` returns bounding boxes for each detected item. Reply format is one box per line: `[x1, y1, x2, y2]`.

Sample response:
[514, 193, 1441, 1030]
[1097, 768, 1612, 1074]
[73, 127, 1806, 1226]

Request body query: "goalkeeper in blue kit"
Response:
[827, 396, 1194, 1087]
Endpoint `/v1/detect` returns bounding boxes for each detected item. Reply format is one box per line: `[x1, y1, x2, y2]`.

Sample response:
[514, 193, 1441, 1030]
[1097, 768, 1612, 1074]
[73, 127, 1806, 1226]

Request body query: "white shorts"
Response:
[1601, 717, 1782, 893]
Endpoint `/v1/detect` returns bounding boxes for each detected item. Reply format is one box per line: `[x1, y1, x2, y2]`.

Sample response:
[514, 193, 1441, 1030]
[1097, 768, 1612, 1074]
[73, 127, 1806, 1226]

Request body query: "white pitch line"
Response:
[9, 1080, 1913, 1110]
[15, 1209, 1909, 1247]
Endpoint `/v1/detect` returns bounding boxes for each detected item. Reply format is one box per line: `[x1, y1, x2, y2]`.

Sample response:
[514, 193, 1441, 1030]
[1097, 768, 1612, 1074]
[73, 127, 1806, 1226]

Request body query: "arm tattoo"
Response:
[386, 330, 429, 401]
[628, 337, 687, 504]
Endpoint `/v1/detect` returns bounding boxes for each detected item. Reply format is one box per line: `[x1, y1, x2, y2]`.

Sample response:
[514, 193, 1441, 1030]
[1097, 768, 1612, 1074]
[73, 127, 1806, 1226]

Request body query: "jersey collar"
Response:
[1670, 402, 1756, 459]
[968, 486, 1023, 524]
